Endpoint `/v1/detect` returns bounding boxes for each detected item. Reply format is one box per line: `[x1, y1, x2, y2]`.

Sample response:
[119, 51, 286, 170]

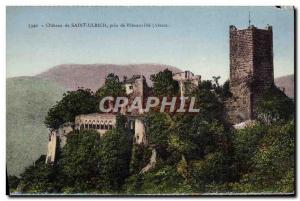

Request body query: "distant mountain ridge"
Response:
[36, 64, 182, 91]
[274, 74, 294, 99]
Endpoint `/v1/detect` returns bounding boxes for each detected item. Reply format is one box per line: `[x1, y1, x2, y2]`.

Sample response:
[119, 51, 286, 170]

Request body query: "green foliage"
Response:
[98, 127, 133, 192]
[176, 156, 188, 179]
[257, 86, 294, 125]
[116, 114, 127, 129]
[183, 80, 194, 96]
[45, 89, 98, 129]
[58, 130, 101, 193]
[7, 175, 20, 193]
[18, 155, 57, 193]
[189, 152, 233, 192]
[229, 121, 295, 193]
[95, 73, 126, 99]
[193, 79, 224, 121]
[145, 112, 173, 154]
[125, 165, 192, 194]
[17, 127, 133, 194]
[232, 124, 266, 175]
[16, 73, 295, 194]
[129, 144, 152, 175]
[221, 80, 232, 99]
[251, 121, 295, 191]
[150, 69, 179, 96]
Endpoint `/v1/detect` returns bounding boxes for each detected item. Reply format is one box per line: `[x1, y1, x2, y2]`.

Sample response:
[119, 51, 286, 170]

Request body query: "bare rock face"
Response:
[36, 64, 182, 91]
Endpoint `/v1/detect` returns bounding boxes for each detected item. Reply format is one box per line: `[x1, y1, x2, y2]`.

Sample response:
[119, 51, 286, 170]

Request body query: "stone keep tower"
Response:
[227, 25, 274, 123]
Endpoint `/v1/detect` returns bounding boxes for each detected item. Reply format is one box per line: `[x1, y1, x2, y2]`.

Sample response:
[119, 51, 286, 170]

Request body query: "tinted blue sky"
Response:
[7, 6, 294, 82]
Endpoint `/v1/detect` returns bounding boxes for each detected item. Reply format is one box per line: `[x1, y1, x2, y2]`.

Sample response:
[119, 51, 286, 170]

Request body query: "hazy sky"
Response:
[7, 6, 294, 82]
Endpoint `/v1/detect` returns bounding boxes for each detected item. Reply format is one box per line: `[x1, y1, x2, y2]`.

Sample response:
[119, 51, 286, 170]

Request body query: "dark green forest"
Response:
[8, 70, 295, 194]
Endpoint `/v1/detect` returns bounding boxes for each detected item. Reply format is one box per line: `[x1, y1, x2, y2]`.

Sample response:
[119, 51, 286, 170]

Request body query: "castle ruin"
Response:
[46, 75, 149, 163]
[173, 71, 201, 96]
[46, 24, 276, 164]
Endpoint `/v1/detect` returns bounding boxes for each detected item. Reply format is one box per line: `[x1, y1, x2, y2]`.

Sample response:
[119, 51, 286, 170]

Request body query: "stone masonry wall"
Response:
[226, 25, 274, 124]
[252, 27, 274, 116]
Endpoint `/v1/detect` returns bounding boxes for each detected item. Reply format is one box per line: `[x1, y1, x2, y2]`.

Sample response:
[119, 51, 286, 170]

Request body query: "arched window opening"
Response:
[108, 121, 113, 130]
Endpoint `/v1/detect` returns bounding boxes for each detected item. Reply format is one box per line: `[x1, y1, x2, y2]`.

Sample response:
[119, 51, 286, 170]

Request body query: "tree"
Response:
[150, 69, 179, 96]
[95, 73, 126, 99]
[18, 155, 57, 193]
[251, 121, 295, 192]
[129, 144, 151, 175]
[7, 175, 20, 193]
[221, 80, 232, 100]
[98, 126, 133, 192]
[229, 121, 295, 193]
[45, 89, 98, 129]
[193, 79, 224, 121]
[232, 124, 266, 176]
[58, 130, 102, 193]
[189, 152, 232, 192]
[125, 165, 192, 194]
[257, 86, 294, 125]
[145, 112, 173, 156]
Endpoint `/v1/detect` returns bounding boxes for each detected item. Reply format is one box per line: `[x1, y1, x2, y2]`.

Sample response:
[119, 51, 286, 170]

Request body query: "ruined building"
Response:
[226, 25, 274, 124]
[46, 75, 149, 163]
[173, 71, 201, 96]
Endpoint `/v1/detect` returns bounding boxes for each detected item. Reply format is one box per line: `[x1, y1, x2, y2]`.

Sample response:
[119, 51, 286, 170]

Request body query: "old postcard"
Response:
[6, 6, 295, 196]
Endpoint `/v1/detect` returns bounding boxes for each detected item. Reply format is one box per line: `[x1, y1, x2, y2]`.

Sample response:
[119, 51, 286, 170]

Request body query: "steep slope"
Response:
[275, 74, 294, 99]
[6, 77, 66, 176]
[36, 64, 182, 91]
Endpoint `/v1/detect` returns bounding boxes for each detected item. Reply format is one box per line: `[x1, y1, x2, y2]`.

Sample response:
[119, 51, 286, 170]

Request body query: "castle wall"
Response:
[58, 122, 74, 148]
[252, 27, 274, 116]
[75, 113, 116, 136]
[45, 130, 57, 164]
[134, 118, 147, 145]
[173, 71, 200, 96]
[124, 76, 148, 115]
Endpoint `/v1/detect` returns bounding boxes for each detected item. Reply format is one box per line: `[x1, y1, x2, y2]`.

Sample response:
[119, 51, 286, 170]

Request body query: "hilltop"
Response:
[274, 74, 294, 99]
[36, 64, 182, 91]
